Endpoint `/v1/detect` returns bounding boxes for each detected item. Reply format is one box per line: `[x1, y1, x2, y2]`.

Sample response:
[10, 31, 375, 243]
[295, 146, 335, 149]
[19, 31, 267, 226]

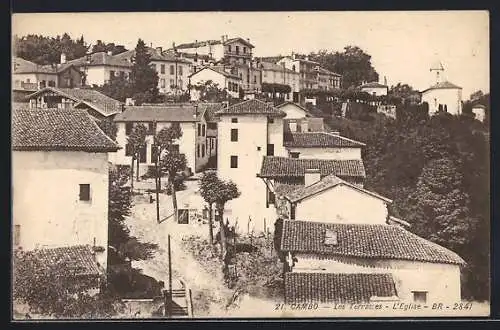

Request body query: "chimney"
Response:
[291, 52, 295, 60]
[247, 38, 250, 43]
[156, 46, 162, 53]
[60, 53, 67, 64]
[304, 168, 321, 187]
[221, 35, 225, 43]
[384, 76, 387, 86]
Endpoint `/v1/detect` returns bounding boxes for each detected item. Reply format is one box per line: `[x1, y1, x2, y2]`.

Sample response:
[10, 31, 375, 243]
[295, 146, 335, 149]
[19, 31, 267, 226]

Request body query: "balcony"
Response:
[224, 50, 252, 58]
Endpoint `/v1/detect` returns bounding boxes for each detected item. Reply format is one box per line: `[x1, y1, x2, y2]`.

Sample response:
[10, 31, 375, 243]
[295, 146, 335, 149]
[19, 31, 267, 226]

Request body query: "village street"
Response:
[124, 178, 278, 317]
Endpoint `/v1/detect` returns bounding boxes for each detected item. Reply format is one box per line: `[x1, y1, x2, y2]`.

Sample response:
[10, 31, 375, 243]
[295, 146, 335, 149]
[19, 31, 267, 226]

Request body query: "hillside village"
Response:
[11, 32, 490, 319]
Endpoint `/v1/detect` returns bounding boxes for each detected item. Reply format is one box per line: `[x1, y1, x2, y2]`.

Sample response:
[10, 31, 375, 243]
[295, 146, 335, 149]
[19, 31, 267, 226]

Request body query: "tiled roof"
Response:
[259, 61, 297, 74]
[285, 272, 397, 304]
[12, 57, 79, 74]
[114, 105, 199, 122]
[274, 183, 303, 196]
[224, 37, 255, 48]
[284, 132, 365, 148]
[284, 174, 392, 203]
[196, 102, 225, 122]
[34, 245, 101, 277]
[174, 39, 222, 49]
[216, 99, 286, 118]
[189, 66, 241, 80]
[259, 156, 366, 179]
[12, 108, 119, 152]
[472, 104, 486, 109]
[422, 81, 462, 93]
[255, 56, 284, 64]
[66, 52, 132, 68]
[317, 66, 342, 77]
[26, 87, 123, 117]
[361, 82, 388, 89]
[280, 220, 466, 265]
[113, 48, 191, 64]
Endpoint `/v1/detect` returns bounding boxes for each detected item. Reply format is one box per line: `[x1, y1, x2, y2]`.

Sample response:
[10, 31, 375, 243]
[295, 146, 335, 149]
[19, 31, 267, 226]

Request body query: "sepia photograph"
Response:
[11, 11, 490, 319]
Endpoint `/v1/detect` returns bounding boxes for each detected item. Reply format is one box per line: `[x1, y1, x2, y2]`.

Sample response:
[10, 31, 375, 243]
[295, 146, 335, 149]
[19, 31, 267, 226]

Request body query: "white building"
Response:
[66, 51, 132, 87]
[215, 99, 287, 232]
[279, 174, 392, 224]
[421, 61, 463, 116]
[283, 131, 364, 160]
[276, 101, 309, 119]
[113, 104, 210, 175]
[281, 220, 465, 304]
[260, 61, 300, 102]
[472, 104, 486, 123]
[12, 108, 119, 274]
[188, 66, 242, 100]
[360, 81, 389, 96]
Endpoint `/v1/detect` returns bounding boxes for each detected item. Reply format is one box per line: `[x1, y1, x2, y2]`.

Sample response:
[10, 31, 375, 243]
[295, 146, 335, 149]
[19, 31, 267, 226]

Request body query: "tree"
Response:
[108, 166, 158, 264]
[92, 40, 127, 55]
[213, 178, 241, 258]
[130, 39, 159, 104]
[13, 249, 119, 318]
[309, 46, 379, 88]
[199, 171, 219, 244]
[96, 75, 133, 103]
[389, 83, 421, 105]
[160, 150, 187, 223]
[192, 80, 229, 102]
[126, 124, 147, 190]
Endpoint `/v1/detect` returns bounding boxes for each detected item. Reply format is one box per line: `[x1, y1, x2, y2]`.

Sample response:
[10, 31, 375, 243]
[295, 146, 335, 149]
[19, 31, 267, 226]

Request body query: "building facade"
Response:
[188, 66, 242, 100]
[12, 108, 119, 273]
[360, 82, 389, 96]
[260, 62, 300, 102]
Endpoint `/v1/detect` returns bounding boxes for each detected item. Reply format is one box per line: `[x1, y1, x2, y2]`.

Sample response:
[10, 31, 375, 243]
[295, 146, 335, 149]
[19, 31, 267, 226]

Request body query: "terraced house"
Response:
[12, 108, 119, 280]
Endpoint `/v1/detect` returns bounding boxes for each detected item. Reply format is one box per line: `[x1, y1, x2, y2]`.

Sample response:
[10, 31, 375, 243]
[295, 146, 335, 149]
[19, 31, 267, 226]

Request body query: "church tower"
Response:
[430, 60, 445, 85]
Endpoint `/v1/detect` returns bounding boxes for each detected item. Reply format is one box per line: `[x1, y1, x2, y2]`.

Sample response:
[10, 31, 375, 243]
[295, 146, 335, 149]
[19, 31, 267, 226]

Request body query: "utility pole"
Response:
[154, 121, 160, 224]
[167, 234, 173, 318]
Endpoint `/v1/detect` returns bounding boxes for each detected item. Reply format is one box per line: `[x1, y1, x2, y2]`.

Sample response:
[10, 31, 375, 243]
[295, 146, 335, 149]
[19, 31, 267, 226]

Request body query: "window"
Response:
[139, 144, 147, 163]
[40, 80, 46, 88]
[179, 66, 183, 76]
[79, 184, 91, 201]
[198, 123, 202, 136]
[230, 156, 238, 168]
[202, 124, 206, 137]
[267, 144, 274, 156]
[179, 79, 183, 89]
[268, 118, 274, 124]
[170, 79, 174, 87]
[110, 70, 115, 79]
[290, 152, 300, 159]
[412, 291, 427, 303]
[231, 118, 238, 123]
[268, 191, 275, 205]
[292, 65, 296, 71]
[254, 75, 257, 84]
[125, 123, 133, 135]
[170, 65, 175, 75]
[228, 45, 232, 52]
[231, 129, 238, 141]
[202, 144, 205, 157]
[290, 204, 296, 220]
[161, 64, 165, 74]
[26, 78, 30, 83]
[243, 46, 247, 54]
[197, 144, 201, 158]
[48, 80, 56, 87]
[161, 78, 166, 88]
[14, 225, 20, 246]
[236, 46, 239, 54]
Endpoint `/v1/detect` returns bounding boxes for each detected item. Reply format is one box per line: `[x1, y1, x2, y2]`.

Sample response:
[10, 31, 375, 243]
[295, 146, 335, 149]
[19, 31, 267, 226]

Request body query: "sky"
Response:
[12, 11, 489, 98]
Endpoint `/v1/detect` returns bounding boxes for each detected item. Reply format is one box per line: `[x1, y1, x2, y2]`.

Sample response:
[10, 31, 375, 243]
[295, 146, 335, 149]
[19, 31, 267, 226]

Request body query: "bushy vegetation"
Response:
[326, 106, 490, 301]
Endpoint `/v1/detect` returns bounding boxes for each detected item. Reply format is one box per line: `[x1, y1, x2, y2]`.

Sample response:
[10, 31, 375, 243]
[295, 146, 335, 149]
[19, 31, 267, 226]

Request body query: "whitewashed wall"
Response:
[361, 86, 388, 96]
[189, 68, 240, 99]
[292, 254, 461, 303]
[286, 147, 362, 160]
[279, 103, 308, 119]
[422, 88, 462, 116]
[291, 184, 389, 224]
[12, 150, 110, 270]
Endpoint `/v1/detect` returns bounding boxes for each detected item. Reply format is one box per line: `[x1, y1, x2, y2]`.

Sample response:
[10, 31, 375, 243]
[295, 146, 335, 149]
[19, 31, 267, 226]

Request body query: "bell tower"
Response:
[430, 60, 445, 85]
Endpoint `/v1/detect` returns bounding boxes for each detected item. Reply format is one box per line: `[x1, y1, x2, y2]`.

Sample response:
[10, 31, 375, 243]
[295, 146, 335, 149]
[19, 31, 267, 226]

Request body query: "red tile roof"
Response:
[216, 99, 286, 118]
[259, 156, 366, 180]
[285, 272, 397, 304]
[66, 51, 132, 68]
[284, 174, 392, 204]
[422, 81, 462, 93]
[281, 220, 466, 265]
[197, 102, 225, 122]
[284, 132, 365, 148]
[12, 57, 80, 74]
[34, 245, 102, 277]
[12, 108, 119, 152]
[114, 105, 200, 122]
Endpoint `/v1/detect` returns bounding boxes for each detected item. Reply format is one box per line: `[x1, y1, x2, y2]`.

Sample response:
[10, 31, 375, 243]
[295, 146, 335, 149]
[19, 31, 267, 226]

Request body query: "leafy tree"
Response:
[130, 39, 159, 104]
[309, 46, 379, 88]
[199, 171, 219, 244]
[126, 124, 147, 190]
[389, 83, 421, 105]
[14, 33, 88, 65]
[96, 75, 133, 103]
[91, 40, 127, 55]
[192, 80, 229, 102]
[13, 249, 119, 319]
[96, 118, 117, 141]
[160, 150, 187, 223]
[108, 166, 158, 264]
[213, 178, 241, 258]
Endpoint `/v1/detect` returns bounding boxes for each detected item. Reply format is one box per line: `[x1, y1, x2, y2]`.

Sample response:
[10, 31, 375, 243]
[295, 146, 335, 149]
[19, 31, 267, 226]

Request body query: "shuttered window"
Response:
[79, 184, 91, 201]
